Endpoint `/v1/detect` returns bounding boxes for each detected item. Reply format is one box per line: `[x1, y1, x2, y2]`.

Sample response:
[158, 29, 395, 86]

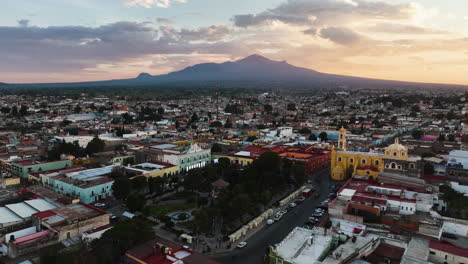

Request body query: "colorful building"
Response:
[331, 128, 420, 181]
[10, 160, 73, 178]
[125, 162, 179, 178]
[42, 166, 115, 204]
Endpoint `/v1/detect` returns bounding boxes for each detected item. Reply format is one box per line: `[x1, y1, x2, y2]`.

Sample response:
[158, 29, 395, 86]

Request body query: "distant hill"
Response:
[2, 54, 467, 90]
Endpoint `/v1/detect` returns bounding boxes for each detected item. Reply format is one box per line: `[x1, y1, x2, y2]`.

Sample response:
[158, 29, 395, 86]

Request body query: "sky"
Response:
[1, 0, 468, 84]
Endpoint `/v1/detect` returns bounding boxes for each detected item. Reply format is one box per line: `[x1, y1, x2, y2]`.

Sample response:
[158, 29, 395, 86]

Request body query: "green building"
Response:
[10, 160, 73, 178]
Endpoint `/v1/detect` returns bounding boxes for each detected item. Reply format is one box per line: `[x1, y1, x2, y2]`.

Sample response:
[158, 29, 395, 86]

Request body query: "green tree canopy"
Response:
[85, 136, 106, 155]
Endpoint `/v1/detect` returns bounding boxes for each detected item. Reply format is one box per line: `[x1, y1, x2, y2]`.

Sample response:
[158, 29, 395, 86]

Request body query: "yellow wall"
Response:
[330, 150, 384, 181]
[213, 155, 253, 166]
[143, 165, 180, 178]
[4, 177, 20, 186]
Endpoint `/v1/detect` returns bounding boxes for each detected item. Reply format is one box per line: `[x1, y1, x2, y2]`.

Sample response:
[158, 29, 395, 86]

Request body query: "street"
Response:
[215, 167, 334, 264]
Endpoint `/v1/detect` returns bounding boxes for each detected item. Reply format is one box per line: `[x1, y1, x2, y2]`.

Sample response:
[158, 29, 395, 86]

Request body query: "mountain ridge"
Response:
[1, 55, 467, 90]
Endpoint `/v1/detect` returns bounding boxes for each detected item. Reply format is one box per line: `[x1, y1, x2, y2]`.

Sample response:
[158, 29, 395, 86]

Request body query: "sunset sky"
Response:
[1, 0, 468, 84]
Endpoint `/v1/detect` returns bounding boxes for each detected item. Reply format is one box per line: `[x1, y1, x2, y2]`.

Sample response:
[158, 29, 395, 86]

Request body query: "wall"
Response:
[12, 160, 72, 178]
[49, 177, 113, 204]
[442, 221, 468, 236]
[56, 213, 109, 241]
[144, 165, 180, 178]
[428, 248, 468, 264]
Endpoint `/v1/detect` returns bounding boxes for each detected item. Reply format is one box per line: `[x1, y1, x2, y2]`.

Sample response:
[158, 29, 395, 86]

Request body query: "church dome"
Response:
[386, 138, 407, 152]
[384, 137, 408, 160]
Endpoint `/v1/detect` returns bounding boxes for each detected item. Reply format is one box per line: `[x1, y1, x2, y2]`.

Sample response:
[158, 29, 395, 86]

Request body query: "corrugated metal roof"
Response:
[5, 202, 38, 219]
[24, 199, 57, 212]
[0, 207, 22, 224]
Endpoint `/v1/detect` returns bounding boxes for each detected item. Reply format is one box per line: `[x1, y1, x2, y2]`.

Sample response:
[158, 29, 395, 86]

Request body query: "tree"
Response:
[74, 105, 82, 114]
[85, 136, 105, 155]
[308, 134, 317, 141]
[121, 112, 133, 124]
[224, 120, 232, 128]
[91, 219, 153, 263]
[287, 103, 296, 111]
[19, 105, 28, 116]
[211, 143, 222, 153]
[438, 134, 446, 141]
[61, 119, 72, 126]
[299, 127, 311, 134]
[448, 134, 456, 141]
[190, 113, 199, 123]
[411, 105, 420, 112]
[184, 168, 203, 192]
[148, 177, 165, 194]
[157, 107, 165, 115]
[412, 129, 423, 140]
[424, 162, 435, 175]
[131, 176, 147, 192]
[446, 109, 456, 120]
[127, 193, 145, 213]
[110, 167, 125, 179]
[210, 121, 223, 127]
[319, 132, 328, 142]
[112, 177, 131, 199]
[11, 105, 18, 116]
[246, 136, 258, 142]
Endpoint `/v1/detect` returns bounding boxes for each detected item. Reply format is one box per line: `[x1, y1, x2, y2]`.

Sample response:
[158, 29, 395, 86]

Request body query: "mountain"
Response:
[133, 54, 323, 84]
[1, 54, 467, 90]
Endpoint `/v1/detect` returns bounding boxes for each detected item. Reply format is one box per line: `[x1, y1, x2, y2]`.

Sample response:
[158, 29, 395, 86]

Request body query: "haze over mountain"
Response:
[2, 55, 467, 90]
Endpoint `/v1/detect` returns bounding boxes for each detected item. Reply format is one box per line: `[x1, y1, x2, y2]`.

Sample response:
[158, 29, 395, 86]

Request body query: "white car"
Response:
[274, 214, 282, 221]
[237, 242, 247, 249]
[290, 202, 297, 208]
[94, 203, 105, 207]
[279, 210, 288, 215]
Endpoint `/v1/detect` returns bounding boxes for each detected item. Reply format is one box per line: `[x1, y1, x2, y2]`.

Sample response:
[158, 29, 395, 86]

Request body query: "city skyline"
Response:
[1, 0, 468, 84]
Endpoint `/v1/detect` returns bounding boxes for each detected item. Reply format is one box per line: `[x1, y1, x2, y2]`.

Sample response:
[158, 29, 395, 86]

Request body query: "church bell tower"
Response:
[338, 127, 347, 151]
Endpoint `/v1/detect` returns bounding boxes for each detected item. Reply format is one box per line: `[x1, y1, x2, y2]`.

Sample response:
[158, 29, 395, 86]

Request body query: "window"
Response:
[391, 163, 396, 169]
[394, 152, 397, 156]
[349, 158, 354, 163]
[430, 251, 435, 255]
[398, 165, 402, 170]
[375, 160, 379, 166]
[361, 159, 367, 164]
[409, 163, 415, 169]
[338, 157, 342, 162]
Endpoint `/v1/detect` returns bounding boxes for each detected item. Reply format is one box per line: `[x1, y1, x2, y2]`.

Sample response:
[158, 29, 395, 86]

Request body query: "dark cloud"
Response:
[302, 28, 317, 35]
[0, 21, 235, 73]
[319, 27, 363, 45]
[233, 0, 413, 27]
[17, 19, 29, 27]
[156, 17, 175, 24]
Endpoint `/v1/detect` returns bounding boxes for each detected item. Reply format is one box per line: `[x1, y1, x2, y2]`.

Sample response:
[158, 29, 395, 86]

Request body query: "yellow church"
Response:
[331, 128, 410, 181]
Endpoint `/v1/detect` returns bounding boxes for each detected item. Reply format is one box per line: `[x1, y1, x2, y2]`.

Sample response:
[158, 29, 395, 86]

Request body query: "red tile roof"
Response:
[430, 240, 468, 258]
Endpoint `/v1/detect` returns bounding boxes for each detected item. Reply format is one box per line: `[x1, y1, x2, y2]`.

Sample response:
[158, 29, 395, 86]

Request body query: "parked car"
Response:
[237, 242, 247, 249]
[279, 210, 288, 215]
[94, 203, 105, 207]
[289, 202, 297, 208]
[267, 219, 275, 225]
[274, 214, 282, 221]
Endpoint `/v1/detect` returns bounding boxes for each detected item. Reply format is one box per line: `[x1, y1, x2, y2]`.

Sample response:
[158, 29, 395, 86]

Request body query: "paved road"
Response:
[215, 167, 334, 264]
